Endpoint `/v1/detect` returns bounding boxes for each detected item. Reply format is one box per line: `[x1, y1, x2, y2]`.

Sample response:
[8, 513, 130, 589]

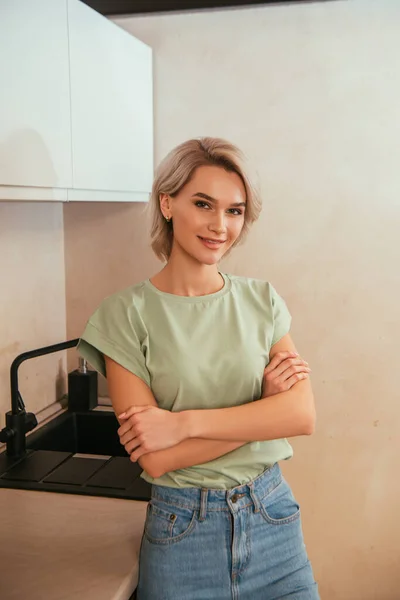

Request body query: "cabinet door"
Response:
[0, 0, 72, 190]
[68, 0, 153, 197]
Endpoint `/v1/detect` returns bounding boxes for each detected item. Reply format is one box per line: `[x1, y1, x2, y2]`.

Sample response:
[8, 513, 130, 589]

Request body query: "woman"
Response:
[77, 137, 319, 599]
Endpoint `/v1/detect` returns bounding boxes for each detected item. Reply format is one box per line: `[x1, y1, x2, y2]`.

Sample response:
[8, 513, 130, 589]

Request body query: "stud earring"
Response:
[165, 216, 171, 223]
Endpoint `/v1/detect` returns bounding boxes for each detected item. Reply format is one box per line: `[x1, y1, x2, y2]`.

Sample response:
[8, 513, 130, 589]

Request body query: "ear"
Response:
[159, 193, 172, 219]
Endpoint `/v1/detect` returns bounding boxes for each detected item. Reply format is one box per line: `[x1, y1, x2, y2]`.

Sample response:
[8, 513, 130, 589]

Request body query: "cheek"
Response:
[176, 209, 205, 234]
[173, 210, 193, 229]
[229, 217, 245, 240]
[172, 211, 200, 245]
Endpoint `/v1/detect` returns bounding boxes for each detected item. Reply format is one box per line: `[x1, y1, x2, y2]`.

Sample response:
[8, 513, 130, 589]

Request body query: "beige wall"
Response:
[63, 201, 159, 395]
[0, 202, 67, 430]
[65, 1, 400, 597]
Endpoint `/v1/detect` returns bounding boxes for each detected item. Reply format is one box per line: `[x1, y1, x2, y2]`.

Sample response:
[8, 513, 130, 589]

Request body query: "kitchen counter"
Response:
[0, 488, 147, 600]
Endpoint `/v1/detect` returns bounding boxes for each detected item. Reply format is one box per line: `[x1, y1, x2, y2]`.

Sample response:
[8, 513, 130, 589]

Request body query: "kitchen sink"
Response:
[0, 409, 151, 500]
[26, 409, 126, 456]
[0, 338, 151, 500]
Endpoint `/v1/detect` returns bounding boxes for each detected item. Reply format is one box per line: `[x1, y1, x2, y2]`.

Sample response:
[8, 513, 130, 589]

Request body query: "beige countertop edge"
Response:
[0, 488, 148, 600]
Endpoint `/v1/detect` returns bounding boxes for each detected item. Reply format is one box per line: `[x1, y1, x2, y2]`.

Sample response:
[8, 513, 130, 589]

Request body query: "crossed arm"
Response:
[105, 334, 316, 479]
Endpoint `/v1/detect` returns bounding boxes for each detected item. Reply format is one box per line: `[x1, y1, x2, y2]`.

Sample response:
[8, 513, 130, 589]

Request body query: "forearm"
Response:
[182, 381, 316, 442]
[139, 438, 246, 479]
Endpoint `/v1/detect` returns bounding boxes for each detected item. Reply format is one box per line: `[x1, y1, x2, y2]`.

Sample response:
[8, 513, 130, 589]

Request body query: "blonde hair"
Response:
[149, 137, 262, 262]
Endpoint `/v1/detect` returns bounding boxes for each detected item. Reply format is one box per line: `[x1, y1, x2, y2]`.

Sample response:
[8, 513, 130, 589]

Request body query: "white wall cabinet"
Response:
[0, 0, 72, 200]
[68, 0, 153, 201]
[0, 0, 153, 202]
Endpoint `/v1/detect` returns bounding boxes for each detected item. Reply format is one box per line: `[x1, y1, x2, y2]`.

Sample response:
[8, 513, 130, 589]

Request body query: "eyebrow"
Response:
[191, 192, 246, 208]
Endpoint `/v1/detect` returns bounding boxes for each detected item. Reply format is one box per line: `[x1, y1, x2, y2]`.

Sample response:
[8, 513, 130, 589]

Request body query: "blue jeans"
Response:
[137, 463, 319, 599]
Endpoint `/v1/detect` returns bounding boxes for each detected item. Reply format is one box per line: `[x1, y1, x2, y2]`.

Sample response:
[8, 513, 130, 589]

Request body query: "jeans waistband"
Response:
[150, 463, 282, 519]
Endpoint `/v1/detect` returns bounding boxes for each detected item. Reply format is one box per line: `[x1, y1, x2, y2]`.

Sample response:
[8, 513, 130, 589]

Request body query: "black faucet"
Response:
[0, 339, 79, 458]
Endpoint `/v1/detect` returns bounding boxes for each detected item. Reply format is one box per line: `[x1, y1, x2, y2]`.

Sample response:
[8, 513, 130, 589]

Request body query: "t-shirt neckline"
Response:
[144, 272, 232, 303]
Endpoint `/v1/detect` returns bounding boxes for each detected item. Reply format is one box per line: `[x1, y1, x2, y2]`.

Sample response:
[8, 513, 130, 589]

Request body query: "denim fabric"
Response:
[137, 463, 319, 599]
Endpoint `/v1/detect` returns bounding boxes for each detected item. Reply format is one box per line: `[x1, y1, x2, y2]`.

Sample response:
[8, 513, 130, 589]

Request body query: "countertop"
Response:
[0, 487, 147, 600]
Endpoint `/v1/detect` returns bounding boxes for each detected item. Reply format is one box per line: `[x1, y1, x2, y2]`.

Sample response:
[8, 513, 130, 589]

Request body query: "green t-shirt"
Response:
[77, 272, 293, 489]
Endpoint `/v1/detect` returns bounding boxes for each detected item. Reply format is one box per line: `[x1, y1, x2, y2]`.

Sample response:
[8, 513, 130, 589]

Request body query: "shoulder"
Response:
[225, 273, 290, 319]
[87, 280, 149, 328]
[95, 280, 147, 311]
[78, 281, 150, 380]
[226, 273, 276, 302]
[226, 274, 292, 345]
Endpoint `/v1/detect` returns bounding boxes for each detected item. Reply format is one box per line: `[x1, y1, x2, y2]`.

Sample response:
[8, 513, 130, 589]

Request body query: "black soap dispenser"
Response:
[68, 357, 98, 412]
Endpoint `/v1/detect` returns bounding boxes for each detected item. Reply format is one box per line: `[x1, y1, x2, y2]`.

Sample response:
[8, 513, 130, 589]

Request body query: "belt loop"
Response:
[247, 482, 261, 513]
[199, 488, 208, 521]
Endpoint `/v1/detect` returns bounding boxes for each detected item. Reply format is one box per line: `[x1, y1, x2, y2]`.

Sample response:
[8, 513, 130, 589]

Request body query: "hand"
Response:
[117, 405, 186, 462]
[262, 351, 311, 397]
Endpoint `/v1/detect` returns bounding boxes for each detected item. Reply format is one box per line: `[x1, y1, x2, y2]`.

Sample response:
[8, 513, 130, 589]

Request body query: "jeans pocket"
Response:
[259, 478, 301, 525]
[144, 499, 197, 545]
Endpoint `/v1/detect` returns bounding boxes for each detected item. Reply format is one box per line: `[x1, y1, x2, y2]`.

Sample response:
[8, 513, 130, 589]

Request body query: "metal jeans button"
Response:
[231, 494, 239, 503]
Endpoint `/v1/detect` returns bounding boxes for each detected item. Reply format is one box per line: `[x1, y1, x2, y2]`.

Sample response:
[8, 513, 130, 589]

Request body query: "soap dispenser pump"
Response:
[67, 357, 98, 412]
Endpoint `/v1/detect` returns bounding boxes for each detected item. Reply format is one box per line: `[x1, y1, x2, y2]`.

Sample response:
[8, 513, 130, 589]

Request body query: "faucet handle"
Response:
[24, 411, 38, 433]
[0, 411, 38, 450]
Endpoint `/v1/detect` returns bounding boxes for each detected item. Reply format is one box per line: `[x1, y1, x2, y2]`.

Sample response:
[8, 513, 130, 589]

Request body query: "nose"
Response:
[208, 211, 227, 236]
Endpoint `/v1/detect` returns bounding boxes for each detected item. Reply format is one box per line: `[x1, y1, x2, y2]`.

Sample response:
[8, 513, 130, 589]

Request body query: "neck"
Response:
[151, 247, 224, 297]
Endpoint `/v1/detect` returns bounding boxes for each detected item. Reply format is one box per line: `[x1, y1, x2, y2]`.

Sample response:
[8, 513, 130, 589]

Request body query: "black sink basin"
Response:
[0, 409, 151, 500]
[26, 409, 126, 457]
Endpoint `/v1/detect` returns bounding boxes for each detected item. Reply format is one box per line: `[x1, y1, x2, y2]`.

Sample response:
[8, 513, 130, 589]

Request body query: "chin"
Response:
[201, 256, 220, 266]
[191, 250, 224, 266]
[178, 239, 230, 265]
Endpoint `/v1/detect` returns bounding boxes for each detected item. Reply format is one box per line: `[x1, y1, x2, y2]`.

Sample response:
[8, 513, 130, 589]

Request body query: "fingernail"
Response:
[118, 412, 126, 418]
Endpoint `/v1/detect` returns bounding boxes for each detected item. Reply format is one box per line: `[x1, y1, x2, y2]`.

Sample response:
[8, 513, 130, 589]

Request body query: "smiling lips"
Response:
[198, 236, 226, 249]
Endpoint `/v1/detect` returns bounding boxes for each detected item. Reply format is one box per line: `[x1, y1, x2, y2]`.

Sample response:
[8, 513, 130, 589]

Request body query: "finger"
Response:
[279, 363, 311, 380]
[285, 372, 309, 389]
[119, 428, 137, 446]
[125, 437, 140, 455]
[268, 365, 310, 391]
[117, 419, 136, 436]
[118, 422, 130, 437]
[118, 405, 150, 419]
[130, 446, 147, 462]
[118, 415, 143, 438]
[265, 357, 309, 379]
[264, 352, 299, 374]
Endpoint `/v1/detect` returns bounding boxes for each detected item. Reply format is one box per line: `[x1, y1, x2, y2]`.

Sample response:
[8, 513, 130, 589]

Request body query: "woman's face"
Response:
[162, 165, 247, 266]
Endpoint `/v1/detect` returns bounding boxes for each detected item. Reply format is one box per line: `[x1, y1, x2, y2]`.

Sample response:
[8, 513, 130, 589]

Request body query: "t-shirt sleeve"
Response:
[76, 295, 150, 386]
[269, 283, 292, 346]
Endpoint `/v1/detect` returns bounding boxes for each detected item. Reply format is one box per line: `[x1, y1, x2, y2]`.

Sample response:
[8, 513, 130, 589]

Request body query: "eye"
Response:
[194, 201, 211, 209]
[227, 208, 243, 216]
